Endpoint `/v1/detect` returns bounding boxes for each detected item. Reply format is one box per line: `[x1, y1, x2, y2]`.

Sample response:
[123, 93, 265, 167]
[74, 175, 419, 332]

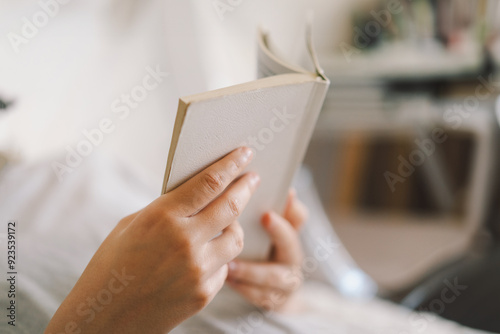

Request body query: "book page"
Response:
[257, 29, 307, 78]
[166, 80, 321, 259]
[257, 25, 326, 80]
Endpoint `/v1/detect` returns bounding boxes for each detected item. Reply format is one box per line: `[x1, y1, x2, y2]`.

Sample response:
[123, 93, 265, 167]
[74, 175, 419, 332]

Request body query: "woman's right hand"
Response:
[45, 147, 259, 334]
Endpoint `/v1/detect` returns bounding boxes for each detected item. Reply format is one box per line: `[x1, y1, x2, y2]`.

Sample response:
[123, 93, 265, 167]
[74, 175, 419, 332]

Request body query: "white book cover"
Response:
[162, 27, 329, 260]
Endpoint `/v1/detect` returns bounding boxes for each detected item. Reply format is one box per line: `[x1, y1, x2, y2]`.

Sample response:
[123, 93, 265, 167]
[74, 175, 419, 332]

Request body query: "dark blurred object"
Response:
[401, 247, 500, 333]
[356, 131, 474, 217]
[0, 97, 12, 111]
[484, 104, 500, 241]
[485, 170, 500, 242]
[329, 0, 486, 83]
[400, 97, 500, 333]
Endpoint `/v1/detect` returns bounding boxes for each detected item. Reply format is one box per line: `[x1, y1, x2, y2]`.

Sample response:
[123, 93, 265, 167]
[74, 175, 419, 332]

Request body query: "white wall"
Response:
[0, 0, 361, 185]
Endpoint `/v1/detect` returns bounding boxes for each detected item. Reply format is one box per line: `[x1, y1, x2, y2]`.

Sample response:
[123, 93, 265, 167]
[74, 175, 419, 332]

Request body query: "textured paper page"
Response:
[166, 81, 322, 259]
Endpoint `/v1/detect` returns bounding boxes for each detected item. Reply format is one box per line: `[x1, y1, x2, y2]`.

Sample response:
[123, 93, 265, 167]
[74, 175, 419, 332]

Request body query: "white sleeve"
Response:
[294, 166, 378, 298]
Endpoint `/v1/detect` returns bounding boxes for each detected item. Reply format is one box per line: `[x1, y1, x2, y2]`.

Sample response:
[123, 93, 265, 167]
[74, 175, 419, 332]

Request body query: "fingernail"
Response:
[241, 147, 254, 163]
[262, 212, 273, 228]
[249, 173, 260, 188]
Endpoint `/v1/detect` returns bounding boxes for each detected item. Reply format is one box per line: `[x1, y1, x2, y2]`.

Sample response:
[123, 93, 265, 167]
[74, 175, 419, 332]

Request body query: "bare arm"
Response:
[45, 147, 259, 334]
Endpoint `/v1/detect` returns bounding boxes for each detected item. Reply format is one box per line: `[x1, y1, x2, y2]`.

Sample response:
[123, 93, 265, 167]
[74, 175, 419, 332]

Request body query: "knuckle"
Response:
[176, 230, 195, 254]
[185, 261, 204, 284]
[192, 283, 212, 309]
[232, 224, 244, 253]
[202, 171, 225, 195]
[190, 192, 204, 211]
[226, 197, 241, 217]
[141, 201, 174, 224]
[223, 223, 244, 258]
[197, 261, 210, 278]
[135, 209, 168, 234]
[160, 207, 176, 223]
[228, 158, 240, 174]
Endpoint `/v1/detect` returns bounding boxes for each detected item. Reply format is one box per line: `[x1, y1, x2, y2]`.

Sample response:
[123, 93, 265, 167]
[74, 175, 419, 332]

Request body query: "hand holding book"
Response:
[46, 148, 260, 333]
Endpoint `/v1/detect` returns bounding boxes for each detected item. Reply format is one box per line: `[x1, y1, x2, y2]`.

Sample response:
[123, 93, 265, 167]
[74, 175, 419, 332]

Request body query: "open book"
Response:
[162, 27, 330, 260]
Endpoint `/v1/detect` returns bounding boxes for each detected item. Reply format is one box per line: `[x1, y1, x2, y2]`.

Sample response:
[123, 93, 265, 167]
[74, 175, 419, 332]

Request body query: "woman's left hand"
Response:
[226, 189, 308, 312]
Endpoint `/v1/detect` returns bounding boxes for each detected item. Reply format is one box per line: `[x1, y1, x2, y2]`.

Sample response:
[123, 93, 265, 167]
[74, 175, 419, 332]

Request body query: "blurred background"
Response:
[308, 0, 496, 292]
[302, 1, 500, 331]
[1, 0, 500, 332]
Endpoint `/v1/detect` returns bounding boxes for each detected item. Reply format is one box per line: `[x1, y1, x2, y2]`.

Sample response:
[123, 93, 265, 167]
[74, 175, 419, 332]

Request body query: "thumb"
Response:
[262, 212, 302, 265]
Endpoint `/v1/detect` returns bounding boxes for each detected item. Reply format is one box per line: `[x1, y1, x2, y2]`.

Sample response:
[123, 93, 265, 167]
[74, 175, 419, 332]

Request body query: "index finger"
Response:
[169, 147, 254, 217]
